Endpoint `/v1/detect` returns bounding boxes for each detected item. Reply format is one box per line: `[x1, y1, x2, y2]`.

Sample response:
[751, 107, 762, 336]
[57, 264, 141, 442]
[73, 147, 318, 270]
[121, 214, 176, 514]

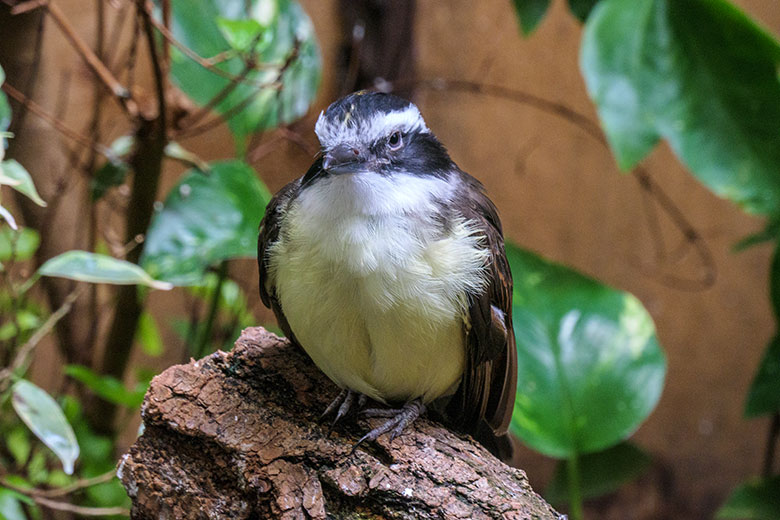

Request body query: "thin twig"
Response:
[0, 290, 81, 392]
[140, 1, 275, 83]
[29, 496, 128, 517]
[2, 82, 118, 163]
[45, 1, 134, 106]
[9, 0, 48, 15]
[38, 470, 118, 498]
[178, 61, 255, 130]
[391, 77, 716, 291]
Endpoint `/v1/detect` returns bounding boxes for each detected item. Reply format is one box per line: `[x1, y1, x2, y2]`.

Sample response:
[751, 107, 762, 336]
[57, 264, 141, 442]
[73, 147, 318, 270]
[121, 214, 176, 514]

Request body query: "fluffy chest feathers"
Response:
[269, 172, 489, 403]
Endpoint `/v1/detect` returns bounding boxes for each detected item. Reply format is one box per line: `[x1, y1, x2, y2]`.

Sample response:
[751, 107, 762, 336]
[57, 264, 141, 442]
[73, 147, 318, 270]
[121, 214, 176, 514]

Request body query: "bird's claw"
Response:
[350, 399, 425, 454]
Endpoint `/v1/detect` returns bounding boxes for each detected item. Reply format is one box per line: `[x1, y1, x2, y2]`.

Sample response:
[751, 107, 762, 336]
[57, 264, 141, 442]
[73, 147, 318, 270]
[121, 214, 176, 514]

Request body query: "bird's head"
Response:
[314, 91, 454, 177]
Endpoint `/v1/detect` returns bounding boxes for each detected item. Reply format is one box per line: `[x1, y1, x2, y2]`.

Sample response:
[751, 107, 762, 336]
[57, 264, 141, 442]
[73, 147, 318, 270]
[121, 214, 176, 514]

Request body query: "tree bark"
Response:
[119, 327, 561, 519]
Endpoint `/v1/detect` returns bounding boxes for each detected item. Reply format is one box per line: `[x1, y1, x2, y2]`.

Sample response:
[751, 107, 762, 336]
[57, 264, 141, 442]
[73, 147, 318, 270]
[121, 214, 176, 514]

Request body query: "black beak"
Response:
[323, 144, 363, 174]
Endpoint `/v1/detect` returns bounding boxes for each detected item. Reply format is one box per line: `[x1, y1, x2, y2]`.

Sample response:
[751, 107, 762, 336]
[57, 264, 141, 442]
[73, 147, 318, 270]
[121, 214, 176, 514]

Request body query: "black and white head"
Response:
[313, 91, 455, 178]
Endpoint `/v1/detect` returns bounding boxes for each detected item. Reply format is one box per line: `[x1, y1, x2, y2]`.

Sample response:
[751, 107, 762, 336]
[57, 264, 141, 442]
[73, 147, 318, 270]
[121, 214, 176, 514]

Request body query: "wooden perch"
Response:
[118, 327, 561, 519]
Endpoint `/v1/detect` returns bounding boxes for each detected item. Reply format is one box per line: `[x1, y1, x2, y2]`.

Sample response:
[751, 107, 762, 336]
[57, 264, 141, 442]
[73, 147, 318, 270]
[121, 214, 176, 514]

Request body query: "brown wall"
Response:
[15, 0, 780, 517]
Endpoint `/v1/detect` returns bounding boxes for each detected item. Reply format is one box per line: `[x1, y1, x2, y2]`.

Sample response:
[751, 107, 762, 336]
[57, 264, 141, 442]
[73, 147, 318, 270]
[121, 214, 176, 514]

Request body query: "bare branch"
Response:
[30, 496, 129, 517]
[1, 82, 119, 163]
[9, 0, 48, 15]
[45, 1, 135, 110]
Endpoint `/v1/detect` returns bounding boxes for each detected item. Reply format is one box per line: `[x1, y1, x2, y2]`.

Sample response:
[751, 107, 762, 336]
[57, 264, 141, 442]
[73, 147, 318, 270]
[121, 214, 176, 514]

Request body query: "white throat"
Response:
[297, 170, 455, 219]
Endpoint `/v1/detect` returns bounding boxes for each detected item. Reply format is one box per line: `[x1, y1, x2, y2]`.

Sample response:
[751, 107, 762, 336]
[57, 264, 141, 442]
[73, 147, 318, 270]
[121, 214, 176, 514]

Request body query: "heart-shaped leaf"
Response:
[40, 251, 173, 290]
[581, 0, 780, 215]
[508, 244, 666, 458]
[141, 160, 271, 285]
[11, 380, 79, 475]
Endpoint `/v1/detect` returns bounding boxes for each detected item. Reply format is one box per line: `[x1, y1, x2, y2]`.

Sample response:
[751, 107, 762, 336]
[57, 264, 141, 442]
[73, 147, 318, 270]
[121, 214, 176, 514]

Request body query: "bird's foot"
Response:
[352, 398, 425, 453]
[320, 389, 366, 433]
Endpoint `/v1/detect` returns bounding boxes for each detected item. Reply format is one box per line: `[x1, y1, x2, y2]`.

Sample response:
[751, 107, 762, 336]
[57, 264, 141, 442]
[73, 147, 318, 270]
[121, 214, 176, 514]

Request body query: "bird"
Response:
[257, 90, 516, 456]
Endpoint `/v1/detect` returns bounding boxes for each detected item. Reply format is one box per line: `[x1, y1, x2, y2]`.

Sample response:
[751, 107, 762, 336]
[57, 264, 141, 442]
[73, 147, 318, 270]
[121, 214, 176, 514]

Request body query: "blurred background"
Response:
[1, 0, 779, 518]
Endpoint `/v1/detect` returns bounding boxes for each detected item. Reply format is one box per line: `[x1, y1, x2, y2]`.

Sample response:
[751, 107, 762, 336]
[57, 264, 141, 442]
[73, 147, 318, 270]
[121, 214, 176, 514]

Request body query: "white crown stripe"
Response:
[315, 105, 429, 150]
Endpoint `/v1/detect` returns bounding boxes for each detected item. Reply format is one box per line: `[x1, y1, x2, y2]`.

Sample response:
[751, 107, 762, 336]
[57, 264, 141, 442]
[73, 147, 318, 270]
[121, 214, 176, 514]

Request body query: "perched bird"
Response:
[258, 91, 516, 454]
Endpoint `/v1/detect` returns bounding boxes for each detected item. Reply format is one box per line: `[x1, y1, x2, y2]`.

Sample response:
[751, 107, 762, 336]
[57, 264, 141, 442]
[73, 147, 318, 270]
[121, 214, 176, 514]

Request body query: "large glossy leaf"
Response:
[581, 0, 780, 215]
[11, 380, 79, 475]
[169, 0, 321, 145]
[717, 476, 780, 520]
[511, 0, 551, 36]
[508, 244, 666, 458]
[141, 160, 271, 285]
[545, 442, 652, 504]
[39, 251, 173, 290]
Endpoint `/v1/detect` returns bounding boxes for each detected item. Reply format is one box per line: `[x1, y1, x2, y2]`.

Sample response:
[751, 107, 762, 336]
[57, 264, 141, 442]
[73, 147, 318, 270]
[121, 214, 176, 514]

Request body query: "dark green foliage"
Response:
[545, 442, 652, 504]
[717, 475, 780, 520]
[511, 0, 552, 35]
[507, 244, 665, 458]
[169, 0, 321, 148]
[141, 160, 271, 286]
[581, 0, 780, 216]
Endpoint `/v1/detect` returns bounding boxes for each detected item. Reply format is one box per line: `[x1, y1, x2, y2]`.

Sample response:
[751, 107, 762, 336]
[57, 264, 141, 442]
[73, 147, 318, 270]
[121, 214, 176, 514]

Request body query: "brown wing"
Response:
[258, 173, 304, 344]
[447, 172, 517, 438]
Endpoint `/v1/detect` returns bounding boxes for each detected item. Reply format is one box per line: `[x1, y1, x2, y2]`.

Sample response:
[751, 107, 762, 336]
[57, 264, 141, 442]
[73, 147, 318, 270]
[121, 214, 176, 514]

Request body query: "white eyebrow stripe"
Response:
[314, 105, 429, 150]
[364, 106, 429, 144]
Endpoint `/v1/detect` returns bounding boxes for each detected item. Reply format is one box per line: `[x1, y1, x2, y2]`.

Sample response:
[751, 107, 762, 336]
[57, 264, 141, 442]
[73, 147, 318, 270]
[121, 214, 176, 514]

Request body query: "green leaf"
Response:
[217, 17, 267, 52]
[717, 475, 780, 520]
[64, 365, 146, 408]
[90, 161, 128, 201]
[745, 336, 780, 417]
[163, 141, 210, 171]
[0, 227, 40, 262]
[508, 244, 666, 458]
[545, 442, 652, 503]
[6, 426, 32, 466]
[510, 0, 552, 36]
[169, 0, 321, 145]
[0, 65, 10, 156]
[39, 251, 173, 290]
[0, 160, 46, 207]
[136, 311, 164, 357]
[11, 380, 79, 475]
[141, 160, 271, 285]
[0, 488, 27, 520]
[568, 0, 599, 21]
[89, 136, 135, 201]
[581, 0, 780, 215]
[733, 220, 780, 252]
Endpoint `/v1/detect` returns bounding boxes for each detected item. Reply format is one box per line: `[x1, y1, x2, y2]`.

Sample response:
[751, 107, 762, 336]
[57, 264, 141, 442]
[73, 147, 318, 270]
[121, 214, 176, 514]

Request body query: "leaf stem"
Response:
[567, 452, 584, 520]
[194, 262, 228, 359]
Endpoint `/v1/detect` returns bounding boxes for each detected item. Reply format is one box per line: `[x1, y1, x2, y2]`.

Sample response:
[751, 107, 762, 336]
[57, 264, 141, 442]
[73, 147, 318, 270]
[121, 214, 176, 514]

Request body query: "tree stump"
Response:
[118, 327, 561, 519]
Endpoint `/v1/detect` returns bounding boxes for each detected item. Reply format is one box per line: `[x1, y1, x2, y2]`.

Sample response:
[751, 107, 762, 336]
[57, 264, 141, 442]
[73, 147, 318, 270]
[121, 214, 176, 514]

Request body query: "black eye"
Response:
[388, 131, 403, 150]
